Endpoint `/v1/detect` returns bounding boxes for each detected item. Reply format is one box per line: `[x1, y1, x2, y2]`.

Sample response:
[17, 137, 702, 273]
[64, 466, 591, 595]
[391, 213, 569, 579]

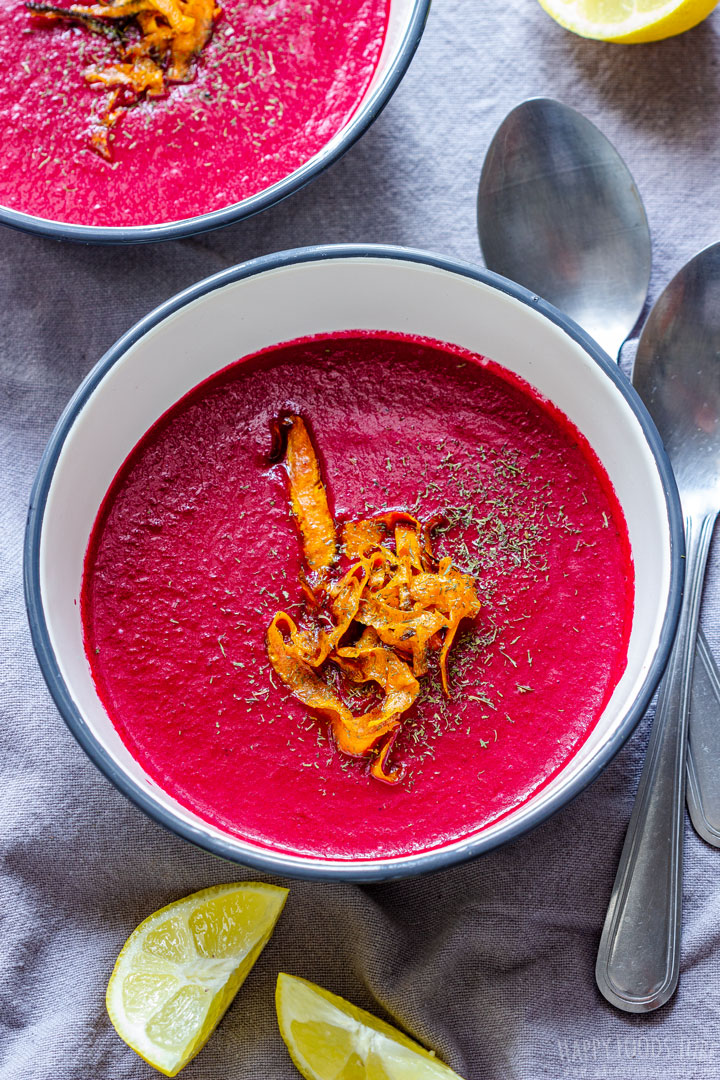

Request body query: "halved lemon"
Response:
[106, 882, 288, 1076]
[537, 0, 719, 42]
[276, 973, 465, 1080]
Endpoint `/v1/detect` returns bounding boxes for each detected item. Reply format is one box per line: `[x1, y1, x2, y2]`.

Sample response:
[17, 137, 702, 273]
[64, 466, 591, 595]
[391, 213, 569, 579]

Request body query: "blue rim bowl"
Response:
[0, 1, 430, 245]
[24, 244, 684, 880]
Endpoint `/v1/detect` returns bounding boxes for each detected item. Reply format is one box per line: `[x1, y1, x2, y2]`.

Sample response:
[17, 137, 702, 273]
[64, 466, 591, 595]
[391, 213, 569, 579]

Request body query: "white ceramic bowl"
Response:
[0, 1, 428, 244]
[25, 246, 683, 880]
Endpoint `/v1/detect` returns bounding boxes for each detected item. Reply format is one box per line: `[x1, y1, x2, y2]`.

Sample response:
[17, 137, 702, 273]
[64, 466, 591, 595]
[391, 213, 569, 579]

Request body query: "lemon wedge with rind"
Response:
[537, 0, 719, 42]
[107, 882, 288, 1076]
[276, 973, 464, 1080]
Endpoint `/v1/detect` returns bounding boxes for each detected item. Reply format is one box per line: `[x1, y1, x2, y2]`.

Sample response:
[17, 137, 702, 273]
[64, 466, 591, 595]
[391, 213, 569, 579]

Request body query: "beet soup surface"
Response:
[0, 0, 389, 227]
[81, 333, 634, 860]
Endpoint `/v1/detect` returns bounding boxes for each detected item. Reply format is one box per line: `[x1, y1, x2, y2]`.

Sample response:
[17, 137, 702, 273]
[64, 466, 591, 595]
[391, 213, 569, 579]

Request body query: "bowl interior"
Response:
[33, 254, 675, 877]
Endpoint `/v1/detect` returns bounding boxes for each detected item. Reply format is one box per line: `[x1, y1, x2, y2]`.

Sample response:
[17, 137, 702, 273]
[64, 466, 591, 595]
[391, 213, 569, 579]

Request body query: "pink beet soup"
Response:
[81, 333, 634, 860]
[0, 0, 389, 227]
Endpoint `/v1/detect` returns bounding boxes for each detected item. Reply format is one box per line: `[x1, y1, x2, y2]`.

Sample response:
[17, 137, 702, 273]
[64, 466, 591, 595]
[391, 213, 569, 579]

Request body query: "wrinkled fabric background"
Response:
[4, 1, 720, 1076]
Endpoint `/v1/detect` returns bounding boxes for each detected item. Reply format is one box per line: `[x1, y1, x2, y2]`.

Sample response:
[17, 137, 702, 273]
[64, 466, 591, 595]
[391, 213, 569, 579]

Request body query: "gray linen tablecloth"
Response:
[4, 2, 720, 1076]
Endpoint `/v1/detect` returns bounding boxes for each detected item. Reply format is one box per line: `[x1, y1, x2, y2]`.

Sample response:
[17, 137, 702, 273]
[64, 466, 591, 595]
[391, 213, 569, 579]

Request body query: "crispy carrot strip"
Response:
[267, 561, 371, 670]
[268, 622, 414, 781]
[373, 523, 426, 611]
[335, 628, 419, 782]
[68, 0, 156, 17]
[370, 737, 400, 784]
[85, 58, 165, 95]
[403, 560, 481, 693]
[267, 616, 356, 732]
[150, 0, 195, 32]
[325, 561, 369, 650]
[267, 611, 327, 668]
[167, 0, 218, 81]
[341, 519, 385, 562]
[131, 11, 175, 60]
[71, 0, 194, 30]
[27, 2, 126, 37]
[435, 561, 483, 694]
[271, 415, 337, 577]
[356, 595, 448, 677]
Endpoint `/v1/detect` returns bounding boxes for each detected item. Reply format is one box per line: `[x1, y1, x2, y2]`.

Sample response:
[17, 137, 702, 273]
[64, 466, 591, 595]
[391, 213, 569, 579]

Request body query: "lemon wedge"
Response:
[106, 882, 288, 1076]
[276, 973, 464, 1080]
[537, 0, 719, 41]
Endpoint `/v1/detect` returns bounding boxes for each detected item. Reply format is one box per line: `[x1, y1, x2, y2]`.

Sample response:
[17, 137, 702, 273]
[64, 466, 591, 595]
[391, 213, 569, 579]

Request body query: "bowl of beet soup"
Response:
[25, 246, 683, 880]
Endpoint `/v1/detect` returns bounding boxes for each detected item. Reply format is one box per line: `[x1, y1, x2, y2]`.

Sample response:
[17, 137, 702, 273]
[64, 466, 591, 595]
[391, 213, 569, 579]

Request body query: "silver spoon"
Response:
[596, 243, 720, 1010]
[478, 103, 720, 835]
[478, 99, 720, 1008]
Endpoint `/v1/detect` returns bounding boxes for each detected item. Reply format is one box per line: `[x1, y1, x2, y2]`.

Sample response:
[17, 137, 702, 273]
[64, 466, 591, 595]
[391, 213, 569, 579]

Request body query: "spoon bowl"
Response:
[634, 245, 720, 507]
[478, 97, 651, 359]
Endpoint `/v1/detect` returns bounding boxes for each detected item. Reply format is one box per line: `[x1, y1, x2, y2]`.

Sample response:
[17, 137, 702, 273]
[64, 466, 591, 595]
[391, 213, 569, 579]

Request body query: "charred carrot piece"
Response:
[68, 0, 157, 18]
[85, 57, 165, 95]
[269, 415, 337, 577]
[167, 0, 218, 81]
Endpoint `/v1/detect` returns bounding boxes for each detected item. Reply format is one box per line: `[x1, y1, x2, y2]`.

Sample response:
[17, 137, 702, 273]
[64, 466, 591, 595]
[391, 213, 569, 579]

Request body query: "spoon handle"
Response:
[687, 624, 720, 846]
[596, 512, 715, 1012]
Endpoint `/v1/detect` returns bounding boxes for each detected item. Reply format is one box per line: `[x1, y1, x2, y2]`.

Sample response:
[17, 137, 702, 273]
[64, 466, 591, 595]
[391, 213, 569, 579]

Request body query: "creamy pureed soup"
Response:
[0, 0, 388, 226]
[82, 333, 634, 860]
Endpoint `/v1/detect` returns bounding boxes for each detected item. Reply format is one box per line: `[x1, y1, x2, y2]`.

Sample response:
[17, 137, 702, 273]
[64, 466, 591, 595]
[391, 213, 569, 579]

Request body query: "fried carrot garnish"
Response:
[269, 415, 337, 578]
[26, 0, 221, 159]
[265, 414, 482, 784]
